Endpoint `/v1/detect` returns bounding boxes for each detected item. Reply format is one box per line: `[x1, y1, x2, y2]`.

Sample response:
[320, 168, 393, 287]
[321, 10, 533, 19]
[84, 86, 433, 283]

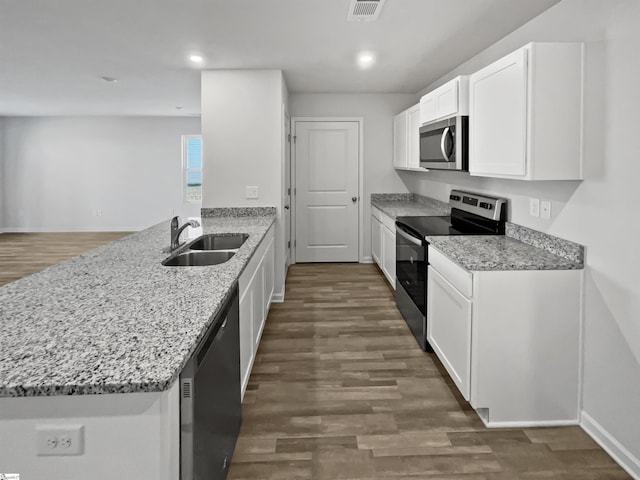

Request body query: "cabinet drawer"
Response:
[372, 206, 383, 223]
[428, 246, 472, 298]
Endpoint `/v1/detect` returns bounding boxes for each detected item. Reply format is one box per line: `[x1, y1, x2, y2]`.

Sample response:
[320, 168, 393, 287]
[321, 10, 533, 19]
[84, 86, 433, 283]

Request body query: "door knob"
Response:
[352, 196, 358, 203]
[284, 205, 290, 210]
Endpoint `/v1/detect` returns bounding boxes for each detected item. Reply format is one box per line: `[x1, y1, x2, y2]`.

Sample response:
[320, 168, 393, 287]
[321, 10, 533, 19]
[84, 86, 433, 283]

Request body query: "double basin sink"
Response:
[162, 234, 248, 267]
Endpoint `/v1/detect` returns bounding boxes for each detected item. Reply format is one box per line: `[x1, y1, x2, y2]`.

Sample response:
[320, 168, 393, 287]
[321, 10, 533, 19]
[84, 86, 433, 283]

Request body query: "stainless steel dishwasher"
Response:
[180, 284, 241, 480]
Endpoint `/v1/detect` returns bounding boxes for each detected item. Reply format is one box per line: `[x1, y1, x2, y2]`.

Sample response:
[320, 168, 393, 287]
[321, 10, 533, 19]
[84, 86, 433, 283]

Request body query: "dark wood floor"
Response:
[0, 232, 131, 287]
[229, 263, 630, 480]
[0, 237, 630, 478]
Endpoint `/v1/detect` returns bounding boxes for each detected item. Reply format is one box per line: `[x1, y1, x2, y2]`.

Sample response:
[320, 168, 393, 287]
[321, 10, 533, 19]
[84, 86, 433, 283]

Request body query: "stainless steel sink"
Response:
[188, 234, 248, 251]
[162, 250, 236, 267]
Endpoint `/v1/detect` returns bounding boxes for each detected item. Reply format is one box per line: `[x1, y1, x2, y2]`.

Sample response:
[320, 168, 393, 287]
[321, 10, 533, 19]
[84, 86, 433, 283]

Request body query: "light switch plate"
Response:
[529, 198, 540, 218]
[541, 200, 552, 220]
[246, 186, 259, 199]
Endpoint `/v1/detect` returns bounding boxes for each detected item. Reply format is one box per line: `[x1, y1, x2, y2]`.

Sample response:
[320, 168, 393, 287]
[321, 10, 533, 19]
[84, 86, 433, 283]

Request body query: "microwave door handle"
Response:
[440, 127, 451, 160]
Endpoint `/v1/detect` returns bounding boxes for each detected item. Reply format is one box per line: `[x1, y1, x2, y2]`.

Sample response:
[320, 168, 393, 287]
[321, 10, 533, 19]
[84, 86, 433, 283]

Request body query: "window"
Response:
[183, 135, 202, 202]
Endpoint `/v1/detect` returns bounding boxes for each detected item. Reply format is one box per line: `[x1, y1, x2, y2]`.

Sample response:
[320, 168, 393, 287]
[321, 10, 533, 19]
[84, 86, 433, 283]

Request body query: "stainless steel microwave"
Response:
[419, 116, 468, 171]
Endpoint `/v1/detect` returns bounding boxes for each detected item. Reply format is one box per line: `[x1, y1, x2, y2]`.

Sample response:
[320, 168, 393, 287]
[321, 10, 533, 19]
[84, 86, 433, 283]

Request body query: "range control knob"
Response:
[479, 202, 493, 210]
[450, 195, 461, 201]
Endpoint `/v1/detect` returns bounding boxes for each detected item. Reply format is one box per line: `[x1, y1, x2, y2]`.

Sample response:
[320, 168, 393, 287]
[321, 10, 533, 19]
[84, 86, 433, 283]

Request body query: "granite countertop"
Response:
[0, 214, 275, 397]
[371, 193, 450, 219]
[427, 235, 583, 271]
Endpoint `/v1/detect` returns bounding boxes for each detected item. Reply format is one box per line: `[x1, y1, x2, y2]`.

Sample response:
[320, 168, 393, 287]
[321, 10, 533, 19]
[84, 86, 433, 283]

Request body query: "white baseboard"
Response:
[581, 410, 640, 479]
[361, 256, 374, 263]
[482, 418, 579, 429]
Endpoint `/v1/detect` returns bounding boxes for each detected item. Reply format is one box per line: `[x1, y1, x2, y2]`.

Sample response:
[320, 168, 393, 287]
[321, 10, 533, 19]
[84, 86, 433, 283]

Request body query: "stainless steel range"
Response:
[395, 190, 507, 351]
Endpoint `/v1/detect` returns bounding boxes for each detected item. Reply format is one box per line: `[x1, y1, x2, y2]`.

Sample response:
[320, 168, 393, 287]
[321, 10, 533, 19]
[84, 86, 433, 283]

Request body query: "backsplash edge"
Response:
[506, 223, 584, 266]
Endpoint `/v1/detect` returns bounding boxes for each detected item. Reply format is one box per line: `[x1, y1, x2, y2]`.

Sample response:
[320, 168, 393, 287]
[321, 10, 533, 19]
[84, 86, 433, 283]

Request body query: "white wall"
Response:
[201, 70, 288, 299]
[289, 93, 415, 260]
[0, 117, 5, 230]
[1, 116, 201, 231]
[402, 0, 640, 475]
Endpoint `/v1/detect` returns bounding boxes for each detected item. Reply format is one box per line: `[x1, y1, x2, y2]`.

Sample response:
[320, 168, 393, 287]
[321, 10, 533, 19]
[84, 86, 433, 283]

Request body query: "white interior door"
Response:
[294, 121, 359, 262]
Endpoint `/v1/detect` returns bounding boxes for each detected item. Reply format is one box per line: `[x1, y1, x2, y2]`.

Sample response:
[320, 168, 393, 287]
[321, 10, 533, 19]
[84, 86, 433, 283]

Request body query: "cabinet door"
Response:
[469, 48, 527, 177]
[427, 266, 472, 400]
[393, 111, 408, 168]
[435, 80, 458, 119]
[371, 215, 382, 266]
[407, 104, 421, 169]
[420, 93, 436, 125]
[381, 225, 396, 290]
[263, 239, 274, 318]
[252, 261, 265, 349]
[239, 288, 253, 395]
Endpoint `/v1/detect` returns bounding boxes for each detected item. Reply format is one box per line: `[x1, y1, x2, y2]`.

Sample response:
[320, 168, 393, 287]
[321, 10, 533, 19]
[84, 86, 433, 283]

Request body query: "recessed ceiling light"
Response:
[357, 52, 376, 69]
[100, 76, 118, 83]
[189, 55, 203, 63]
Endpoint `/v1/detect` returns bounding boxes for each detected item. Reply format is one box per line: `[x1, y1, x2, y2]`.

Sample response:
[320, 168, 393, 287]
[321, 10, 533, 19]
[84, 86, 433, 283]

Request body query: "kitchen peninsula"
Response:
[0, 210, 275, 480]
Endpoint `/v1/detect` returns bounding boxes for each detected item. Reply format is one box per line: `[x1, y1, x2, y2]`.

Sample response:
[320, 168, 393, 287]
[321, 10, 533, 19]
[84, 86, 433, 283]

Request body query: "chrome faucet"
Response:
[170, 216, 200, 250]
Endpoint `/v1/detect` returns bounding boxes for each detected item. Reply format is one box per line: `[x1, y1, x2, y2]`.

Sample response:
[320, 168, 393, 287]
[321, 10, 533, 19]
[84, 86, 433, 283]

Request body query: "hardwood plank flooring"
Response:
[229, 263, 630, 480]
[0, 232, 131, 287]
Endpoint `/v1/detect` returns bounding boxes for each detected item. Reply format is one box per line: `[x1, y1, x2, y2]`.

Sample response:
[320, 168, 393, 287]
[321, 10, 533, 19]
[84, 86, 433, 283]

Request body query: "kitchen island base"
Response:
[0, 384, 179, 480]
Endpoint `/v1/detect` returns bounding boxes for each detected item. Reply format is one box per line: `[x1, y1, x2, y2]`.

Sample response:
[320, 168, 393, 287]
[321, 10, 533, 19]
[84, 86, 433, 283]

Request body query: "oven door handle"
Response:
[395, 226, 423, 246]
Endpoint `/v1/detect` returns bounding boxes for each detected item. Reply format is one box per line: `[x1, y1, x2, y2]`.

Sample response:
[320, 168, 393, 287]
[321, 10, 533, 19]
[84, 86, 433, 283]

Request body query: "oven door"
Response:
[395, 224, 429, 350]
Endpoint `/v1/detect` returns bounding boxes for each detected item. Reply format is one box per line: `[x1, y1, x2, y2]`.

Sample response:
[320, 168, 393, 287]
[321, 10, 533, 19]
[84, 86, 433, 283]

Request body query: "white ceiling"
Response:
[0, 0, 560, 116]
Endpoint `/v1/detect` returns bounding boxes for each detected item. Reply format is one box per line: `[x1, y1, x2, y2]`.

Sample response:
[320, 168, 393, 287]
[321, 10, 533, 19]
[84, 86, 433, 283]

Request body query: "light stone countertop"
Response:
[0, 215, 275, 397]
[371, 193, 583, 272]
[427, 235, 583, 271]
[371, 194, 450, 219]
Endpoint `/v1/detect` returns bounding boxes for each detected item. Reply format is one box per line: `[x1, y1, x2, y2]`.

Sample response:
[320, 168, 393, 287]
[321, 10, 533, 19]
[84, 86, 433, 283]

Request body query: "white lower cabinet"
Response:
[238, 225, 275, 398]
[371, 215, 382, 265]
[381, 224, 396, 287]
[371, 207, 395, 289]
[427, 245, 581, 426]
[427, 266, 472, 400]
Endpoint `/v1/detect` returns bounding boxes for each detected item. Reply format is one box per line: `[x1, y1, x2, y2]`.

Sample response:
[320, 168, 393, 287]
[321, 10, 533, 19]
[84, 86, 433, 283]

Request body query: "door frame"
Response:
[283, 108, 291, 273]
[290, 117, 364, 264]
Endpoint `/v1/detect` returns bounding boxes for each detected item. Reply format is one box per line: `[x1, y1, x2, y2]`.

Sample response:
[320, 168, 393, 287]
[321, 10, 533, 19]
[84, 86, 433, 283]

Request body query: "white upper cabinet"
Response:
[469, 42, 584, 180]
[392, 110, 408, 169]
[419, 94, 436, 124]
[420, 76, 469, 125]
[406, 104, 421, 169]
[393, 103, 421, 170]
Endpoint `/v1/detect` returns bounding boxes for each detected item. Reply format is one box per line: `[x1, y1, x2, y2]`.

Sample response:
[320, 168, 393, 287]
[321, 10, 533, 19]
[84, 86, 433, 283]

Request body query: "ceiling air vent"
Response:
[347, 0, 386, 22]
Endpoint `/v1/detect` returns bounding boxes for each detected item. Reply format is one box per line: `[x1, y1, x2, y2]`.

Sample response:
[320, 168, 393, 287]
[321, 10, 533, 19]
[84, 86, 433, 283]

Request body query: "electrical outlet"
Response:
[529, 198, 540, 218]
[46, 436, 58, 449]
[58, 435, 72, 449]
[36, 425, 84, 456]
[541, 200, 552, 220]
[246, 186, 259, 199]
